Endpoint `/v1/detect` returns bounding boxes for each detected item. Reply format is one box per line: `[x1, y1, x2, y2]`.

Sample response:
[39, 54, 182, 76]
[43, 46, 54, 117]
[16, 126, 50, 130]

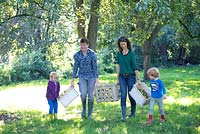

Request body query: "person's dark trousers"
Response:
[119, 74, 136, 120]
[128, 92, 136, 117]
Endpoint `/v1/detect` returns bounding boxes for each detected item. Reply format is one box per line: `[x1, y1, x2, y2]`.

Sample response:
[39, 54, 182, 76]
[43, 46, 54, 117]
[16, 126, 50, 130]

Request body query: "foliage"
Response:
[97, 45, 117, 74]
[0, 0, 200, 84]
[10, 51, 55, 82]
[0, 67, 11, 86]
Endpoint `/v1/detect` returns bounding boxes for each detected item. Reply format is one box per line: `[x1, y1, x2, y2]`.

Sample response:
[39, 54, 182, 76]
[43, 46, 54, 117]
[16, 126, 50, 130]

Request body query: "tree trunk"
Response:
[142, 39, 152, 80]
[160, 42, 168, 66]
[76, 0, 85, 38]
[87, 0, 101, 51]
[142, 24, 162, 80]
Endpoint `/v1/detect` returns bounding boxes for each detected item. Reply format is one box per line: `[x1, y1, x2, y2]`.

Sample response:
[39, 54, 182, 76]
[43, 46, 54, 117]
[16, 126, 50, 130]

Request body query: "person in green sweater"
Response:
[115, 36, 139, 122]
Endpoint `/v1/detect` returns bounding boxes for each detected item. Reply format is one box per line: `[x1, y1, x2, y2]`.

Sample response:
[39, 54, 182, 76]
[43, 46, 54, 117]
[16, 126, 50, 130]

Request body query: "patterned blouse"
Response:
[72, 48, 98, 79]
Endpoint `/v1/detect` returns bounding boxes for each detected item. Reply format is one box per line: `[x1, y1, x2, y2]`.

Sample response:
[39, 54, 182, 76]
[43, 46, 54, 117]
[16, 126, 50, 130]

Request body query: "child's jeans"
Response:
[47, 99, 58, 114]
[149, 97, 164, 115]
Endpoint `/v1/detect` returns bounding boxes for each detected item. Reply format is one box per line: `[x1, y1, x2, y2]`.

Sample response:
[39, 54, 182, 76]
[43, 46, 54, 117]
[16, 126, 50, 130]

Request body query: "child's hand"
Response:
[163, 94, 167, 99]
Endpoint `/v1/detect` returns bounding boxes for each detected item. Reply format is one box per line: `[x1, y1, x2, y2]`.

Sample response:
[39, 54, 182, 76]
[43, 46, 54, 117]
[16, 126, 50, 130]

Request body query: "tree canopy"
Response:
[0, 0, 200, 84]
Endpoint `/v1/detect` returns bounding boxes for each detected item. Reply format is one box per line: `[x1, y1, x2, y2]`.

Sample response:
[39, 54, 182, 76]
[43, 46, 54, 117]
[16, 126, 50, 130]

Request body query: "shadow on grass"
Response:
[1, 101, 200, 134]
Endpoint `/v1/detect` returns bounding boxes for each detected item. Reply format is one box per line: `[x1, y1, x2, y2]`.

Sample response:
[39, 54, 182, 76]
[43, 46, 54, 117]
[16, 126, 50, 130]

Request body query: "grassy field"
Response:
[0, 66, 200, 134]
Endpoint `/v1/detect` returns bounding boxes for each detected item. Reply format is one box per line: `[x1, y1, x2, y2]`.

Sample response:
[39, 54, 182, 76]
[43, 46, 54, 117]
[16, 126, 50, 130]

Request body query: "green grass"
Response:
[0, 79, 72, 91]
[0, 66, 200, 134]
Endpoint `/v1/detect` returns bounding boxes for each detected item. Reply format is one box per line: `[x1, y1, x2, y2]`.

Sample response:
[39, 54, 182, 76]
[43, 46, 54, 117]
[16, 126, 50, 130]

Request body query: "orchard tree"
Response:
[75, 0, 101, 51]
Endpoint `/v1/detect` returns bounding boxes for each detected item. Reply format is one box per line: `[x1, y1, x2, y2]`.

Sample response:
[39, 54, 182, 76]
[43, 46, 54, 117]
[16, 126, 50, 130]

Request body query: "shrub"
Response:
[10, 51, 55, 82]
[0, 67, 11, 85]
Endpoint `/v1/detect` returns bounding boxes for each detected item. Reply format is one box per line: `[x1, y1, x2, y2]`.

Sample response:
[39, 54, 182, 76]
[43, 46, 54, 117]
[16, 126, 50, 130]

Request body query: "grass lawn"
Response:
[0, 66, 200, 134]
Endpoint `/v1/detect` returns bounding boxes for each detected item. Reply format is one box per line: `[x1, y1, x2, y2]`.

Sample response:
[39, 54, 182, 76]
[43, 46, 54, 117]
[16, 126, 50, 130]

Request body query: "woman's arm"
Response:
[91, 53, 99, 86]
[92, 53, 98, 79]
[116, 64, 120, 84]
[131, 51, 138, 70]
[71, 54, 79, 88]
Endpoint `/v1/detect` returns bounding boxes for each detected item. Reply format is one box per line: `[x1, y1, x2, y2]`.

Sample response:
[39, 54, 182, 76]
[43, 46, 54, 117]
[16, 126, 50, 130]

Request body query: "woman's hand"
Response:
[71, 79, 74, 88]
[135, 70, 141, 83]
[95, 79, 99, 86]
[135, 70, 139, 75]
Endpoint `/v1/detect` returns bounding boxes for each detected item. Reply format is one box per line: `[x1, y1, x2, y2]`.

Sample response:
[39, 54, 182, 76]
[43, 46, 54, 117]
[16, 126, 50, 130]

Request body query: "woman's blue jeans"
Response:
[79, 78, 96, 102]
[47, 99, 58, 114]
[119, 74, 136, 118]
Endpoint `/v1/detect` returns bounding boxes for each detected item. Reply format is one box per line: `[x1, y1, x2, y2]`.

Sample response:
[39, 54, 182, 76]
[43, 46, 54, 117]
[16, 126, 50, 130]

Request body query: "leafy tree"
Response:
[75, 0, 101, 51]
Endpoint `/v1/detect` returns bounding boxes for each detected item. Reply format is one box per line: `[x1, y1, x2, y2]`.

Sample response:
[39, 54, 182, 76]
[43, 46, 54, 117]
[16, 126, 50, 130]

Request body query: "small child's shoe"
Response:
[146, 115, 153, 126]
[54, 114, 58, 120]
[160, 114, 165, 123]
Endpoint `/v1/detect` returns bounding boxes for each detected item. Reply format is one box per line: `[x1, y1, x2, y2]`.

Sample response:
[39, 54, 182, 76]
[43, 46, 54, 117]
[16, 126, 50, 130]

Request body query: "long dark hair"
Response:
[117, 36, 131, 52]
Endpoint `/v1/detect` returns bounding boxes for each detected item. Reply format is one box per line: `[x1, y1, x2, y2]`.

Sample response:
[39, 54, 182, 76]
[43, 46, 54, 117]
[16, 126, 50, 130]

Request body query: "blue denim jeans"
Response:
[149, 97, 165, 115]
[47, 99, 58, 114]
[119, 74, 136, 118]
[79, 78, 96, 102]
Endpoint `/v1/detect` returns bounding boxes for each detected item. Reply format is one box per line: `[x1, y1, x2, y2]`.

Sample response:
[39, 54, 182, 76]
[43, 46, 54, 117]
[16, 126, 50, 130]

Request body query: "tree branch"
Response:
[32, 1, 48, 11]
[178, 18, 200, 39]
[0, 14, 45, 26]
[150, 24, 162, 39]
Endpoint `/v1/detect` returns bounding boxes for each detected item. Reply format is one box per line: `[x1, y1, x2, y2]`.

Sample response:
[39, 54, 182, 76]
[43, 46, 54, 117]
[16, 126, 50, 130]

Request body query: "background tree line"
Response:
[0, 0, 200, 85]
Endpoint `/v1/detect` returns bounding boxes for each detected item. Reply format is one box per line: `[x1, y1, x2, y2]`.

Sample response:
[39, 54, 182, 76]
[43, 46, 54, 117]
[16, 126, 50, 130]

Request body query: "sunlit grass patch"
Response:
[1, 101, 200, 134]
[0, 66, 200, 133]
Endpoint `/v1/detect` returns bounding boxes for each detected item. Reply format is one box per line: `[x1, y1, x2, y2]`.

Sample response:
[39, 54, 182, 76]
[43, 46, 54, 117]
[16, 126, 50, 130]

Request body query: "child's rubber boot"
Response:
[54, 114, 58, 120]
[146, 114, 153, 126]
[48, 114, 54, 121]
[160, 114, 165, 123]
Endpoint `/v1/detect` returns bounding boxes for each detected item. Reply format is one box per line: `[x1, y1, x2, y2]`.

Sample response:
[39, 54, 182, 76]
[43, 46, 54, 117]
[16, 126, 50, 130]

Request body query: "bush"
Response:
[0, 67, 11, 85]
[97, 48, 116, 75]
[10, 51, 55, 82]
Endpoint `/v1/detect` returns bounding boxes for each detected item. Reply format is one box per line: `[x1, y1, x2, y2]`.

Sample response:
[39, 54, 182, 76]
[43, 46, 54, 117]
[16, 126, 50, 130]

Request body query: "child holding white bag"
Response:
[46, 72, 60, 120]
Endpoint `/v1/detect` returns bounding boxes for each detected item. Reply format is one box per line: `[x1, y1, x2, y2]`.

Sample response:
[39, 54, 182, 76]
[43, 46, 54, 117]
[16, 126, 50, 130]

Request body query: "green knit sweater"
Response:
[115, 50, 138, 75]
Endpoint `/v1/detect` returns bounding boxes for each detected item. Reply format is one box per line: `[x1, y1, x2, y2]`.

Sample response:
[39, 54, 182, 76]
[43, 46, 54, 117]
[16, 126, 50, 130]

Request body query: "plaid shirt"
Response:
[72, 49, 98, 79]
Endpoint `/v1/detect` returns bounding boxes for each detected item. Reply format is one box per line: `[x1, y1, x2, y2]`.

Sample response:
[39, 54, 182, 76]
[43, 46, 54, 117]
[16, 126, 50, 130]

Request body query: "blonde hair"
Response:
[147, 67, 160, 78]
[49, 72, 57, 80]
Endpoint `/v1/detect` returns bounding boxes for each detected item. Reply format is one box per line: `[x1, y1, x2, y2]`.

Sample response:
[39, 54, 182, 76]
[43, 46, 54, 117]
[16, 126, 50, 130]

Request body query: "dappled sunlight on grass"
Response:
[1, 66, 200, 133]
[1, 100, 200, 134]
[165, 96, 200, 106]
[167, 79, 200, 98]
